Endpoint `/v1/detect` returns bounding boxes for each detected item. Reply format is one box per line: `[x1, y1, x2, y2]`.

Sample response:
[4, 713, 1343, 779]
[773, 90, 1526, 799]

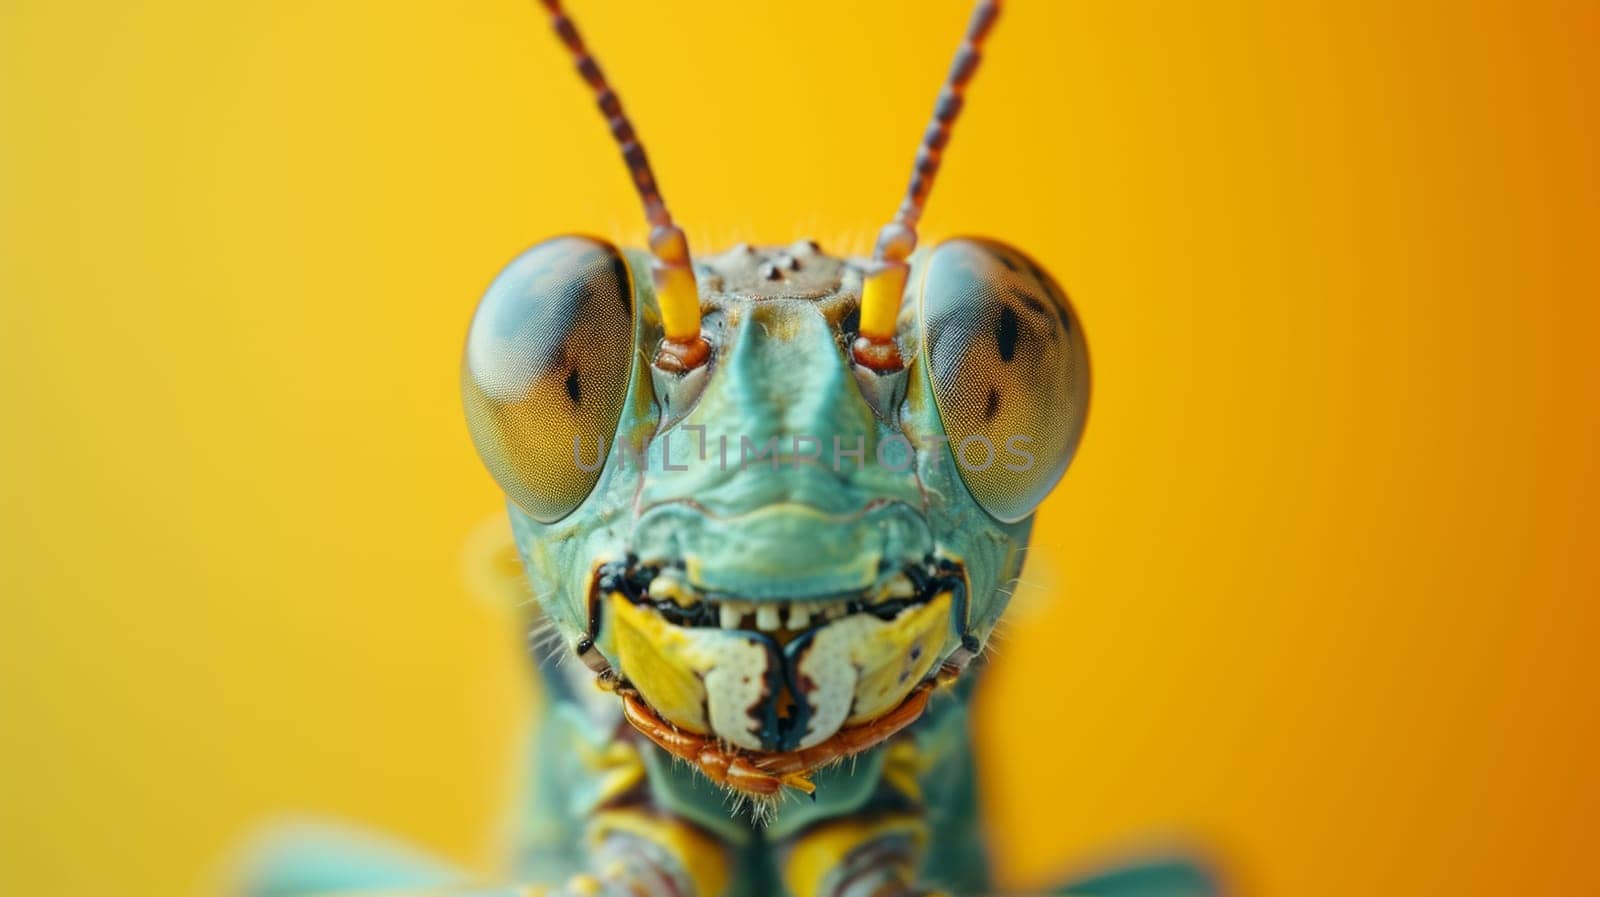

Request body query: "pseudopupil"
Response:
[996, 306, 1019, 362]
[565, 368, 582, 405]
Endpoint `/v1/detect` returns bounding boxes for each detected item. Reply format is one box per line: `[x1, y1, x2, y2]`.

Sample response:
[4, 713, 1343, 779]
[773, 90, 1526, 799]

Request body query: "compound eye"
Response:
[919, 239, 1090, 522]
[462, 236, 635, 523]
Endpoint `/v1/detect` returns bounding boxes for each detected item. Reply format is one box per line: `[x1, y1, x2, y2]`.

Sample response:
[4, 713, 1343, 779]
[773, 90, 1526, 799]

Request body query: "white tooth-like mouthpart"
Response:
[648, 569, 695, 606]
[787, 603, 811, 629]
[756, 605, 781, 631]
[886, 574, 916, 599]
[701, 636, 773, 751]
[791, 615, 878, 748]
[823, 601, 846, 620]
[719, 602, 744, 629]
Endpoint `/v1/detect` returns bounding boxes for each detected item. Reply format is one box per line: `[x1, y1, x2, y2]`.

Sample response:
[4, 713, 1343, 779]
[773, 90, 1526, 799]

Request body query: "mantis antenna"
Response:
[855, 0, 1003, 372]
[538, 0, 709, 371]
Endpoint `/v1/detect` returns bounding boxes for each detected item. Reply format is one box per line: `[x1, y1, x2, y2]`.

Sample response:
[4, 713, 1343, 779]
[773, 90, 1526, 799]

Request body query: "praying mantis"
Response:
[238, 2, 1218, 895]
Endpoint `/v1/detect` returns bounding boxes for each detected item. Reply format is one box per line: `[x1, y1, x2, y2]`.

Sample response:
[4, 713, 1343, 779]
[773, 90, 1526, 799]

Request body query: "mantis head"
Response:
[461, 0, 1089, 798]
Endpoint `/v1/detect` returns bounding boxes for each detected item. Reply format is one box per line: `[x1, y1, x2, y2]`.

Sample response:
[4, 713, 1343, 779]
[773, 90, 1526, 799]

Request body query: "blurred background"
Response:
[3, 1, 1598, 895]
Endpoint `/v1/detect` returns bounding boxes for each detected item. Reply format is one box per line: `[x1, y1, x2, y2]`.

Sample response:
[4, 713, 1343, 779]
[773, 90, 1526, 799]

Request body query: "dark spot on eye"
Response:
[997, 307, 1019, 362]
[565, 369, 582, 405]
[984, 386, 1000, 420]
[1023, 256, 1050, 291]
[1007, 286, 1047, 316]
[608, 255, 633, 315]
[992, 249, 1021, 273]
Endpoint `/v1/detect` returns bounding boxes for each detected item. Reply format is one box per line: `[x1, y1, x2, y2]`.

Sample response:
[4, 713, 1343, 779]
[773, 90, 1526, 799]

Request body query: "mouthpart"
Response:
[571, 555, 983, 796]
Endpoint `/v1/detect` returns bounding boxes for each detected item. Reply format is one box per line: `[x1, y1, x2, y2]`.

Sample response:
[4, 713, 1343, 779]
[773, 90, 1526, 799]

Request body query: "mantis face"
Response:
[463, 233, 1088, 796]
[460, 0, 1075, 799]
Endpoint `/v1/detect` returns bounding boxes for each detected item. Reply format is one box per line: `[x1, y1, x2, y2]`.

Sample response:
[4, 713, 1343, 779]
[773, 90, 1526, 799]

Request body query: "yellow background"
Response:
[3, 1, 1597, 895]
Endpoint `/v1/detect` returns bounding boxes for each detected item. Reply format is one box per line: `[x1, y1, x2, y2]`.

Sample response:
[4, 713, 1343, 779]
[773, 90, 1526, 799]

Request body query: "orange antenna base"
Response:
[855, 0, 1002, 373]
[651, 224, 710, 372]
[538, 0, 708, 370]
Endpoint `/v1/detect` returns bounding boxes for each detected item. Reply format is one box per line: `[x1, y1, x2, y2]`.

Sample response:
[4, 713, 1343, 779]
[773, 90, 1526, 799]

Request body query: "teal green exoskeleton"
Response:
[238, 2, 1219, 895]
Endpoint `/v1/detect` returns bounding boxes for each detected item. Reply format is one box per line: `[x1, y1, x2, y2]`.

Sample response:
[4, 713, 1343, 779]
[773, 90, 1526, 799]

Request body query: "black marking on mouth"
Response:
[719, 629, 786, 752]
[582, 555, 976, 752]
[625, 564, 942, 633]
[595, 556, 657, 599]
[590, 555, 657, 640]
[779, 627, 821, 752]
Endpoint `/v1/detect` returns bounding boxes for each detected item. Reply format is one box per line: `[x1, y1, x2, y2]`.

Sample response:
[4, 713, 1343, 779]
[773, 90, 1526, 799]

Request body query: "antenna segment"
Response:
[855, 0, 1003, 372]
[538, 0, 708, 371]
